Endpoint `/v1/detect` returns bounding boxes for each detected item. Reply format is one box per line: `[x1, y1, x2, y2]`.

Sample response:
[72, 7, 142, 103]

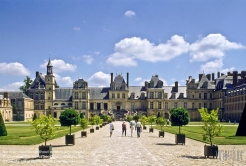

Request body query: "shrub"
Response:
[80, 118, 88, 131]
[148, 115, 156, 128]
[0, 113, 7, 136]
[133, 115, 140, 121]
[157, 117, 166, 132]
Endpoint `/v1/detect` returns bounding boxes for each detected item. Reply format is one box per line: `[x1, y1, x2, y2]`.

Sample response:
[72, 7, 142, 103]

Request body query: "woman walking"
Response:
[109, 121, 114, 137]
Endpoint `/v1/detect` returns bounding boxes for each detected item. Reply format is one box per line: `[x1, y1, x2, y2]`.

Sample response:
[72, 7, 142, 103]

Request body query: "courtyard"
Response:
[0, 121, 245, 166]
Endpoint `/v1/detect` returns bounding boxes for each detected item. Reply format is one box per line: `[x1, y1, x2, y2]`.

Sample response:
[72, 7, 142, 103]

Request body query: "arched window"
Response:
[54, 103, 58, 105]
[61, 103, 65, 106]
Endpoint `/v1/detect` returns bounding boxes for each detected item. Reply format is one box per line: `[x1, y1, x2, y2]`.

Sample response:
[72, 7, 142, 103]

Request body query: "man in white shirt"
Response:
[130, 120, 136, 137]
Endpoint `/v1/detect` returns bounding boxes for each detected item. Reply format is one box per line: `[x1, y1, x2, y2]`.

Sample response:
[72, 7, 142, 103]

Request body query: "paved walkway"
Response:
[0, 121, 245, 166]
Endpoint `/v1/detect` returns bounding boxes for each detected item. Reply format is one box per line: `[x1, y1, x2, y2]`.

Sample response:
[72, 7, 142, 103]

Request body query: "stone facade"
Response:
[0, 92, 12, 121]
[27, 60, 246, 121]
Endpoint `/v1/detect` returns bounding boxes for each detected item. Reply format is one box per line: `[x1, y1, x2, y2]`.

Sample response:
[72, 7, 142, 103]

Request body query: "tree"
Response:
[0, 113, 7, 136]
[100, 114, 108, 122]
[126, 116, 133, 122]
[59, 108, 80, 135]
[95, 115, 102, 127]
[80, 118, 88, 131]
[148, 115, 156, 129]
[33, 113, 38, 121]
[133, 115, 140, 121]
[139, 116, 148, 127]
[31, 115, 58, 146]
[19, 76, 33, 95]
[80, 113, 84, 119]
[157, 117, 166, 132]
[170, 107, 190, 134]
[236, 103, 246, 136]
[89, 116, 96, 129]
[199, 108, 222, 146]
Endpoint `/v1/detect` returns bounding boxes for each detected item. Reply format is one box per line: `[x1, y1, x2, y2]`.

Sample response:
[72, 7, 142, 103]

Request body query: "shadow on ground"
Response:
[155, 143, 176, 146]
[181, 155, 207, 159]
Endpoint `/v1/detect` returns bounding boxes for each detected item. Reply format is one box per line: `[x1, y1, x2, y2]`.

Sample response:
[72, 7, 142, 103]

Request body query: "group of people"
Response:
[109, 120, 142, 137]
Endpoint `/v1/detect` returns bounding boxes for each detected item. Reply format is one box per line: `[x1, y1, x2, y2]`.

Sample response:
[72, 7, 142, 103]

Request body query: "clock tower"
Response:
[45, 58, 55, 115]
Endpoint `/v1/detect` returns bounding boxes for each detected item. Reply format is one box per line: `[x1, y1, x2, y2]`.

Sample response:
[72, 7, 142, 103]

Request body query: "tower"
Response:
[45, 58, 55, 115]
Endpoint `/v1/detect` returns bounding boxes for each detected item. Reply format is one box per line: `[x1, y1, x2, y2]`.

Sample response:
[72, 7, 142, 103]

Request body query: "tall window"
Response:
[199, 93, 201, 99]
[40, 93, 44, 100]
[158, 102, 162, 109]
[199, 103, 201, 109]
[75, 102, 78, 109]
[131, 103, 135, 110]
[204, 103, 207, 108]
[165, 102, 168, 109]
[35, 93, 39, 100]
[117, 93, 120, 98]
[82, 92, 86, 99]
[40, 103, 44, 110]
[204, 93, 207, 99]
[122, 93, 125, 99]
[150, 92, 154, 99]
[192, 103, 194, 109]
[210, 93, 212, 99]
[35, 104, 39, 110]
[184, 102, 187, 109]
[158, 92, 162, 99]
[150, 102, 153, 109]
[82, 102, 86, 109]
[174, 102, 178, 108]
[74, 92, 78, 99]
[112, 93, 115, 99]
[209, 103, 212, 109]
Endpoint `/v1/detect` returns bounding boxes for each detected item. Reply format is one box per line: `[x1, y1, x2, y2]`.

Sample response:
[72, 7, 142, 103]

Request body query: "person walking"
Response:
[109, 121, 114, 137]
[130, 119, 136, 137]
[135, 120, 142, 137]
[122, 121, 127, 136]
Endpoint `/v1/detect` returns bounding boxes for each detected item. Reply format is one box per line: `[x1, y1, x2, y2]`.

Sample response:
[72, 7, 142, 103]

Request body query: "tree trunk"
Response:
[70, 125, 72, 135]
[179, 126, 180, 134]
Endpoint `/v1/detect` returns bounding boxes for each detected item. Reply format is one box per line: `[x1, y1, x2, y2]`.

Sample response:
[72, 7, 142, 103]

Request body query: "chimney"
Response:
[145, 81, 148, 90]
[36, 71, 39, 77]
[221, 73, 224, 76]
[241, 70, 246, 79]
[111, 73, 113, 83]
[212, 73, 215, 80]
[233, 70, 238, 86]
[3, 92, 9, 99]
[175, 81, 178, 92]
[217, 72, 220, 78]
[199, 74, 203, 82]
[127, 72, 129, 87]
[206, 74, 211, 81]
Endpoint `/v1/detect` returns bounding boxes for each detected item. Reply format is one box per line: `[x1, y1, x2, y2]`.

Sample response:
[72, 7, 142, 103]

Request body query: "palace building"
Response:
[25, 59, 246, 122]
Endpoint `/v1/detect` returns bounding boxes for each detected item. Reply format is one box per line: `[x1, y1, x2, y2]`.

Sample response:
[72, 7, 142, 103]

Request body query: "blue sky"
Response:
[1, 0, 246, 91]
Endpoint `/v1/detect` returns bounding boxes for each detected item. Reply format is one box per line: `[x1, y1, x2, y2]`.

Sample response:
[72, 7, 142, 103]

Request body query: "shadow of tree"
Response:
[52, 144, 71, 147]
[181, 155, 207, 159]
[155, 143, 176, 146]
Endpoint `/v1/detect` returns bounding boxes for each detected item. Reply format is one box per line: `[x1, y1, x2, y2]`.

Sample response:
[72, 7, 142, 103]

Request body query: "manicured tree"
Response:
[170, 107, 190, 134]
[32, 113, 38, 121]
[95, 115, 102, 127]
[133, 115, 140, 121]
[89, 116, 96, 129]
[0, 113, 7, 136]
[80, 113, 84, 119]
[139, 116, 148, 127]
[148, 115, 156, 129]
[59, 108, 80, 135]
[80, 118, 88, 131]
[31, 114, 58, 146]
[156, 112, 161, 125]
[157, 117, 166, 132]
[126, 116, 133, 122]
[236, 103, 246, 136]
[100, 114, 108, 122]
[199, 108, 223, 146]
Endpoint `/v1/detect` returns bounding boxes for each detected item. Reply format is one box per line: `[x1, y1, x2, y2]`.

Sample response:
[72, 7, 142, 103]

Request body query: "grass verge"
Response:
[153, 125, 246, 145]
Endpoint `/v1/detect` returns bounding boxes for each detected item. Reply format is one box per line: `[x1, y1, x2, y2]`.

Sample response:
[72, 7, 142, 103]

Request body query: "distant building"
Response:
[0, 92, 12, 122]
[27, 59, 246, 121]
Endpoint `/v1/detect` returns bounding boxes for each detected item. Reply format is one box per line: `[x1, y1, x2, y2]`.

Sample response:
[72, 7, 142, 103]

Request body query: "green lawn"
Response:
[153, 125, 246, 145]
[0, 125, 85, 145]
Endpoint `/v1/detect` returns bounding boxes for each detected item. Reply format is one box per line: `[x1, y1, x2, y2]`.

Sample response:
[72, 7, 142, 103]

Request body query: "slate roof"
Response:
[0, 92, 32, 99]
[150, 75, 160, 87]
[114, 75, 125, 88]
[30, 73, 46, 89]
[163, 86, 187, 99]
[215, 75, 233, 90]
[55, 88, 73, 100]
[128, 86, 145, 99]
[197, 74, 215, 89]
[89, 87, 110, 99]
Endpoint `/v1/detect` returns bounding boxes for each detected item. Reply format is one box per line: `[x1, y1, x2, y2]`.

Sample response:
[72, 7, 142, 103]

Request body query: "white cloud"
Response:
[82, 55, 93, 64]
[73, 27, 80, 31]
[0, 82, 24, 91]
[53, 73, 73, 87]
[200, 59, 224, 73]
[0, 62, 30, 76]
[40, 59, 77, 73]
[220, 67, 235, 74]
[125, 10, 136, 17]
[106, 35, 189, 66]
[88, 71, 110, 87]
[190, 34, 245, 62]
[134, 77, 142, 82]
[94, 51, 100, 55]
